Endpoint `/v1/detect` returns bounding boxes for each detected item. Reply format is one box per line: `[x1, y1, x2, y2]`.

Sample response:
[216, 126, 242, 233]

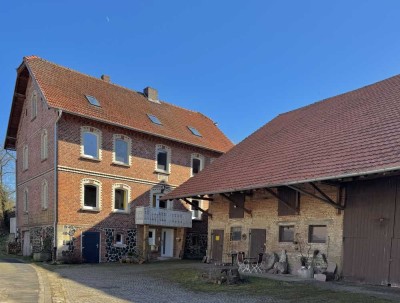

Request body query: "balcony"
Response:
[135, 206, 192, 228]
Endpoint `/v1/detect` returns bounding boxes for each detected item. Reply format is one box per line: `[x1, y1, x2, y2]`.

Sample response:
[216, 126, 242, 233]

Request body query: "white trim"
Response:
[22, 144, 29, 171]
[111, 183, 131, 213]
[80, 179, 102, 211]
[112, 134, 132, 166]
[155, 144, 171, 174]
[31, 90, 37, 120]
[150, 186, 173, 209]
[190, 153, 204, 177]
[41, 179, 48, 210]
[58, 165, 179, 188]
[41, 129, 48, 160]
[23, 187, 29, 213]
[188, 198, 202, 220]
[80, 126, 102, 160]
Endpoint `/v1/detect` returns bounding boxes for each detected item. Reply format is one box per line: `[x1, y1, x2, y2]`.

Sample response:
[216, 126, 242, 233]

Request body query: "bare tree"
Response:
[0, 147, 15, 229]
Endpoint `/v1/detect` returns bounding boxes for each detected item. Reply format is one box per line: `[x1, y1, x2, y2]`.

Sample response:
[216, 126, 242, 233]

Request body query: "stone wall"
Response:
[207, 184, 344, 274]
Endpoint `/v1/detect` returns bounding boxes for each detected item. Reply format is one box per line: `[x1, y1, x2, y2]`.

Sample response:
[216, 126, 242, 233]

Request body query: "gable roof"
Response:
[4, 56, 233, 153]
[164, 74, 400, 199]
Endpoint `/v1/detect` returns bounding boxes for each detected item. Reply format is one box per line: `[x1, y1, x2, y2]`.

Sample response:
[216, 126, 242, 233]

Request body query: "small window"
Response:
[155, 144, 171, 173]
[81, 127, 102, 160]
[152, 194, 171, 209]
[309, 225, 327, 243]
[115, 139, 128, 164]
[22, 145, 29, 171]
[228, 193, 245, 219]
[191, 153, 204, 176]
[277, 187, 300, 216]
[115, 233, 123, 245]
[23, 188, 29, 213]
[230, 227, 242, 241]
[84, 185, 97, 207]
[81, 179, 101, 211]
[279, 225, 295, 242]
[41, 129, 48, 160]
[41, 180, 48, 210]
[148, 229, 156, 245]
[147, 114, 162, 125]
[85, 95, 100, 106]
[188, 126, 202, 137]
[31, 91, 37, 119]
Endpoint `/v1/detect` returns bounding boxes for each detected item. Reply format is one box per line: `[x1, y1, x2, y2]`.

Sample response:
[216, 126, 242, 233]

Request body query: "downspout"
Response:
[53, 109, 62, 260]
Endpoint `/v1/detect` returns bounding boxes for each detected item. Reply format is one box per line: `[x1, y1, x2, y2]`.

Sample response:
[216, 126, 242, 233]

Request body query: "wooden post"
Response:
[143, 225, 149, 261]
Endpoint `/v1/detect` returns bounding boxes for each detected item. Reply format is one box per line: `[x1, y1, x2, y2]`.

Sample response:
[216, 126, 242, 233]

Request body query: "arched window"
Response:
[112, 184, 131, 213]
[41, 129, 48, 160]
[31, 91, 37, 119]
[155, 144, 171, 174]
[23, 188, 29, 213]
[22, 145, 29, 170]
[190, 153, 204, 177]
[41, 180, 48, 210]
[81, 126, 102, 160]
[81, 179, 102, 211]
[113, 134, 132, 165]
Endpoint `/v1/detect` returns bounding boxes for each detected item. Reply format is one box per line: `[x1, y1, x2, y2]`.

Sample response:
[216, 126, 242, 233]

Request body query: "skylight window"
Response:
[147, 114, 162, 125]
[188, 126, 202, 137]
[85, 95, 100, 107]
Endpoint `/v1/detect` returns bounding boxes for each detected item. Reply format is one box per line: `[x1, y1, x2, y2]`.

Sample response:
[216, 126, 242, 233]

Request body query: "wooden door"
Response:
[82, 232, 100, 263]
[343, 177, 396, 284]
[249, 229, 266, 258]
[23, 231, 31, 256]
[211, 229, 224, 262]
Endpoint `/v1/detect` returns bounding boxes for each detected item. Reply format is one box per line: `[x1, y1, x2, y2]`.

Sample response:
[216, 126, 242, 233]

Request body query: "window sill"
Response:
[41, 157, 48, 163]
[154, 169, 170, 175]
[113, 243, 126, 248]
[42, 208, 48, 211]
[112, 210, 130, 214]
[112, 161, 131, 168]
[31, 116, 37, 122]
[80, 155, 101, 162]
[81, 207, 101, 212]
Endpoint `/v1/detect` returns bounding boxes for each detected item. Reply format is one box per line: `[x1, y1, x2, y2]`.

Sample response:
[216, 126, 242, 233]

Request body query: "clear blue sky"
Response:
[2, 1, 400, 144]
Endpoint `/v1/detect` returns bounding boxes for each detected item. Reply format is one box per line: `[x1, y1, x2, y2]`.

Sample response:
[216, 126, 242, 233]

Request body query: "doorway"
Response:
[23, 231, 31, 256]
[82, 231, 100, 263]
[161, 228, 174, 257]
[211, 229, 224, 262]
[249, 229, 266, 258]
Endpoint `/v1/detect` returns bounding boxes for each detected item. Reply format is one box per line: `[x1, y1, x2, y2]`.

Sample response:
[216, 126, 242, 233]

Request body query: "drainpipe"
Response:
[53, 109, 62, 261]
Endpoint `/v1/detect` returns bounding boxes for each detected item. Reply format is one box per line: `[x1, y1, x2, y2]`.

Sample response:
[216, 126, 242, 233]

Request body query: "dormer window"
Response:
[85, 95, 100, 107]
[188, 126, 202, 137]
[147, 114, 162, 125]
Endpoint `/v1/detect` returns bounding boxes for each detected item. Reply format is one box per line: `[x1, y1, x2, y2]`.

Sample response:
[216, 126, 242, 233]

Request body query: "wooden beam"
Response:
[220, 193, 252, 216]
[287, 185, 336, 206]
[182, 198, 213, 218]
[264, 188, 299, 214]
[193, 196, 214, 201]
[310, 182, 344, 210]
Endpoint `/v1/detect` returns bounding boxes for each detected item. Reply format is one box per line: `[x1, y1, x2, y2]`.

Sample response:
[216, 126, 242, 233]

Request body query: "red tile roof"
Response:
[164, 74, 400, 199]
[8, 56, 233, 152]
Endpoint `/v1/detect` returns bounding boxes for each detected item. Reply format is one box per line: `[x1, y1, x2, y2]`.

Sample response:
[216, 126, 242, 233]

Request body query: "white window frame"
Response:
[80, 179, 102, 211]
[115, 233, 124, 245]
[189, 199, 202, 220]
[41, 129, 48, 160]
[31, 90, 37, 120]
[112, 134, 132, 166]
[150, 187, 172, 209]
[190, 153, 204, 177]
[155, 144, 171, 174]
[80, 126, 102, 160]
[23, 188, 29, 213]
[22, 144, 29, 171]
[111, 183, 131, 213]
[41, 179, 48, 210]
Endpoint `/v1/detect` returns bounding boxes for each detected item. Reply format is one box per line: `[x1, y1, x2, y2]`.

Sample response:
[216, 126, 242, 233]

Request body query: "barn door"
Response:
[343, 177, 396, 285]
[389, 178, 400, 286]
[211, 229, 224, 262]
[249, 229, 266, 258]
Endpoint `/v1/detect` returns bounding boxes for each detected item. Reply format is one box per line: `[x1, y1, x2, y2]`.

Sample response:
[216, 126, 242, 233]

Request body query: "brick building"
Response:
[164, 74, 400, 285]
[4, 56, 233, 262]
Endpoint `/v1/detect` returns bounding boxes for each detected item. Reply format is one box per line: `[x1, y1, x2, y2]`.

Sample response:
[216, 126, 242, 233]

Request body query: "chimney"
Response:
[143, 87, 158, 102]
[101, 74, 110, 82]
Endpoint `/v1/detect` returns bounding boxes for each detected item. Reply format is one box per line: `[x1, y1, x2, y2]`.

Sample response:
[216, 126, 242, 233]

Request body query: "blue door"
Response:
[82, 232, 100, 263]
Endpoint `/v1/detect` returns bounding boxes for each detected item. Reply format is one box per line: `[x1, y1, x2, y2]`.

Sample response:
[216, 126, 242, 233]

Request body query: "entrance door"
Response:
[161, 229, 174, 257]
[23, 231, 31, 256]
[82, 232, 100, 263]
[211, 229, 224, 262]
[343, 177, 400, 285]
[249, 229, 266, 258]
